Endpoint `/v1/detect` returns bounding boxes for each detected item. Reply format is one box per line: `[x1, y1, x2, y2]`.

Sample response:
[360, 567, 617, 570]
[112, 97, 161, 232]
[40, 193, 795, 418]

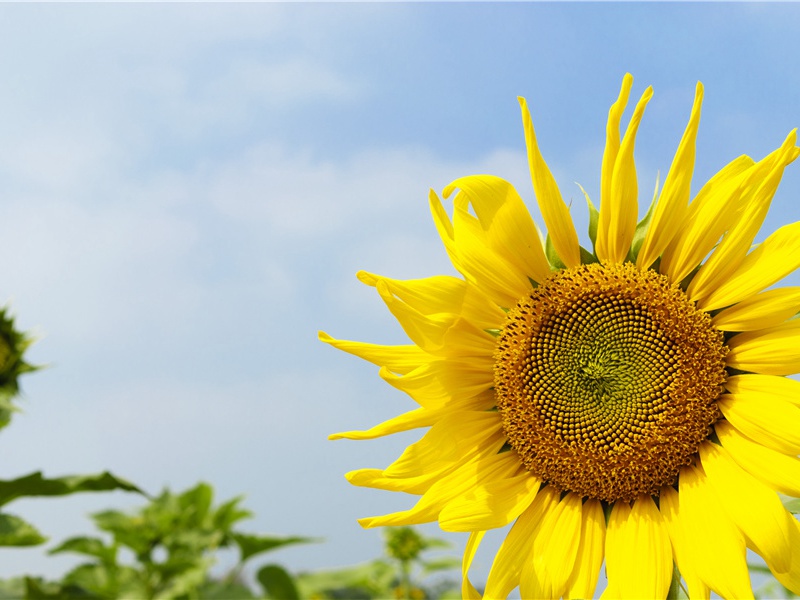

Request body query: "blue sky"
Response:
[0, 2, 798, 588]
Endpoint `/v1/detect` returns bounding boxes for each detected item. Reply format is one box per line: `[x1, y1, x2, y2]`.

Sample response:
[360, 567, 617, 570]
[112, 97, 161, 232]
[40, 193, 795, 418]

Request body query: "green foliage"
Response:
[296, 527, 459, 600]
[33, 482, 315, 600]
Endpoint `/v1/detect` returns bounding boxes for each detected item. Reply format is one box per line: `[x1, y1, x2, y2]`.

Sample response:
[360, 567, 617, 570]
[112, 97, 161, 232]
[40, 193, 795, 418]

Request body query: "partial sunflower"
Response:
[320, 73, 800, 599]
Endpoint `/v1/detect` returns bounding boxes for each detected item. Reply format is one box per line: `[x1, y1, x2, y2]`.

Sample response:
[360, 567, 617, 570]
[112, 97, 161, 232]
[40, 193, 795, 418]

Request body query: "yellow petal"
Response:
[429, 189, 463, 276]
[716, 420, 800, 498]
[678, 464, 753, 599]
[564, 498, 606, 600]
[319, 331, 426, 375]
[596, 73, 633, 262]
[604, 496, 671, 600]
[660, 154, 754, 283]
[384, 411, 502, 479]
[519, 491, 583, 600]
[462, 531, 485, 600]
[330, 389, 495, 441]
[636, 82, 703, 270]
[483, 487, 554, 600]
[598, 84, 654, 264]
[699, 441, 792, 574]
[358, 271, 506, 331]
[440, 467, 539, 532]
[718, 392, 800, 455]
[518, 96, 581, 268]
[771, 517, 800, 596]
[726, 320, 800, 376]
[712, 286, 800, 331]
[357, 449, 520, 528]
[379, 358, 492, 409]
[698, 221, 800, 311]
[687, 130, 799, 305]
[725, 373, 800, 407]
[445, 174, 552, 285]
[659, 485, 710, 600]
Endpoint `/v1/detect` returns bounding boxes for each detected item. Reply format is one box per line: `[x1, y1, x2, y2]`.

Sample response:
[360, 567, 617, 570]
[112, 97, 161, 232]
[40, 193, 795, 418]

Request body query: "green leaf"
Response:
[232, 532, 317, 563]
[49, 536, 116, 565]
[420, 557, 461, 574]
[0, 471, 143, 508]
[0, 513, 47, 546]
[257, 564, 300, 600]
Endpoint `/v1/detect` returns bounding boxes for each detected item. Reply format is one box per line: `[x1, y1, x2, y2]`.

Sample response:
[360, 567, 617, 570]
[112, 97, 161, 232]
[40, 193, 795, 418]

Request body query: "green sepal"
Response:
[576, 183, 599, 248]
[666, 564, 689, 600]
[545, 233, 566, 270]
[627, 172, 661, 264]
[0, 512, 47, 546]
[579, 246, 599, 265]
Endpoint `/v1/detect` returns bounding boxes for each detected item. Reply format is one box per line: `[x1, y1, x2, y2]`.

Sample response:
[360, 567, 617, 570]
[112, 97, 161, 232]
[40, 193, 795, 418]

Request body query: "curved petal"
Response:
[379, 358, 493, 409]
[519, 490, 583, 600]
[596, 73, 633, 262]
[699, 441, 792, 574]
[718, 392, 800, 455]
[330, 389, 495, 441]
[678, 464, 753, 599]
[319, 331, 427, 375]
[716, 420, 800, 497]
[483, 487, 554, 600]
[725, 373, 800, 407]
[636, 81, 703, 270]
[384, 411, 502, 479]
[358, 271, 506, 332]
[597, 83, 654, 264]
[698, 220, 800, 311]
[659, 154, 754, 284]
[357, 449, 520, 528]
[439, 467, 539, 532]
[445, 174, 552, 286]
[726, 320, 800, 376]
[688, 131, 799, 305]
[519, 96, 580, 268]
[712, 286, 800, 331]
[564, 498, 606, 600]
[659, 485, 711, 600]
[771, 517, 800, 596]
[462, 531, 485, 600]
[604, 496, 671, 600]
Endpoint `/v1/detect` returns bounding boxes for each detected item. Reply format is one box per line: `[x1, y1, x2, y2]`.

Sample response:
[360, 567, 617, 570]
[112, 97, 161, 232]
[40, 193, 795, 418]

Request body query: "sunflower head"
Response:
[324, 74, 800, 599]
[0, 307, 37, 431]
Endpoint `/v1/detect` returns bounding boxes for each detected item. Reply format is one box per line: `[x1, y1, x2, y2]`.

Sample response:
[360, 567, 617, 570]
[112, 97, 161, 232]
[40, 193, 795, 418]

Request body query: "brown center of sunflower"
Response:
[493, 262, 727, 502]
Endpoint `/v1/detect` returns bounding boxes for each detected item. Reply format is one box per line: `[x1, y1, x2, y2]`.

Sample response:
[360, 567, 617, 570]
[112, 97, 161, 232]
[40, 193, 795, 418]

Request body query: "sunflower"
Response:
[320, 74, 800, 599]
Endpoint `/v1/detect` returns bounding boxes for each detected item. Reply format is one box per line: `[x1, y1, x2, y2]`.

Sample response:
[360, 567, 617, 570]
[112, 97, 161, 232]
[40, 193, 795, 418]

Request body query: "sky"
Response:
[0, 1, 799, 590]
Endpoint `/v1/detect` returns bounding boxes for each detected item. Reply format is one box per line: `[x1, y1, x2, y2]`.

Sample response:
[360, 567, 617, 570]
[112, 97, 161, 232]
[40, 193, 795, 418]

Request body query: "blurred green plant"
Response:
[295, 526, 460, 600]
[12, 482, 315, 599]
[0, 308, 142, 549]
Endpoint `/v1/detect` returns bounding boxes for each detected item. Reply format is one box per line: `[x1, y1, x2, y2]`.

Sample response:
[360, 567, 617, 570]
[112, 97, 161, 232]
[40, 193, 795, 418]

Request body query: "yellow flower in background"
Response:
[321, 73, 800, 599]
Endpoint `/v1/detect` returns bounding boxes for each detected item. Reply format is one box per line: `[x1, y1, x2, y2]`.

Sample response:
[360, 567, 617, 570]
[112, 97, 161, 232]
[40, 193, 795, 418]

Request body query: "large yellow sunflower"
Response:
[321, 74, 800, 599]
